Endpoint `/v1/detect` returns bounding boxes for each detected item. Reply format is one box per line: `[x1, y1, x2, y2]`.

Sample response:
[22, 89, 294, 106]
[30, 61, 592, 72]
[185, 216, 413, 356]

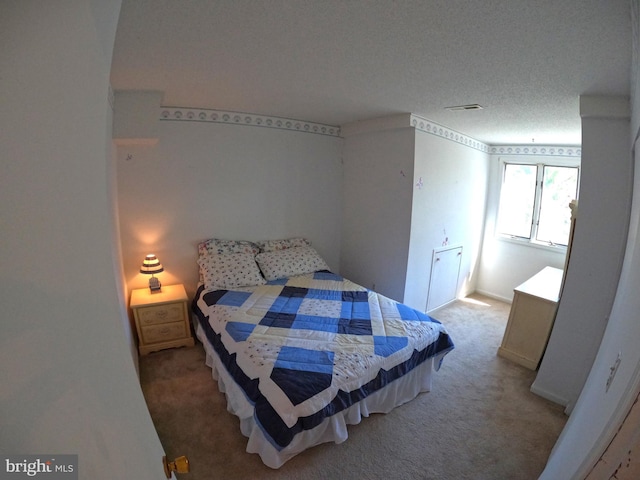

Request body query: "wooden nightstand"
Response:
[130, 284, 195, 355]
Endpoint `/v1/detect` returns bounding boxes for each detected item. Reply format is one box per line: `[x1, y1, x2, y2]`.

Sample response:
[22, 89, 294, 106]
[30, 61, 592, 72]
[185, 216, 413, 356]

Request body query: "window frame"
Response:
[495, 156, 580, 251]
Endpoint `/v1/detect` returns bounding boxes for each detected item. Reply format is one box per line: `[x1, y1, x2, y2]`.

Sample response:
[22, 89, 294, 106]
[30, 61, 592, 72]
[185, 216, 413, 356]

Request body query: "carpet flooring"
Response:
[139, 293, 567, 479]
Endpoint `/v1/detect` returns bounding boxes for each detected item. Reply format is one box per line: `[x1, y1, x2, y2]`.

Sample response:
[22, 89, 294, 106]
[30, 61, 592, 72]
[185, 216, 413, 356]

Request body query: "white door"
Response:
[426, 245, 462, 312]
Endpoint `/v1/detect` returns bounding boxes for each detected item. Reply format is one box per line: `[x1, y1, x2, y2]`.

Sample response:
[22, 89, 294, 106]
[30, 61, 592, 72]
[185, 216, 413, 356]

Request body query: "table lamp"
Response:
[140, 254, 164, 292]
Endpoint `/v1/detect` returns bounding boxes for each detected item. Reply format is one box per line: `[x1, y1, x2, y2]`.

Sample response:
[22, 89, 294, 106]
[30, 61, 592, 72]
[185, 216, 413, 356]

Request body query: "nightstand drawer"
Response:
[137, 303, 185, 326]
[141, 321, 187, 344]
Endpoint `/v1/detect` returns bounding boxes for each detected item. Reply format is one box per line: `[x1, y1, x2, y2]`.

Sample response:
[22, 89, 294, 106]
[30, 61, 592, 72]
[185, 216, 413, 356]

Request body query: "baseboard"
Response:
[426, 297, 457, 314]
[471, 288, 513, 304]
[498, 347, 538, 370]
[530, 382, 570, 410]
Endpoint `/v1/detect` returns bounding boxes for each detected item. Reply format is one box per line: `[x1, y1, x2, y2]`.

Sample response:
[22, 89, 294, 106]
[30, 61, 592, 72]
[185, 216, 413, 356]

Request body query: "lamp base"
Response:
[149, 276, 162, 293]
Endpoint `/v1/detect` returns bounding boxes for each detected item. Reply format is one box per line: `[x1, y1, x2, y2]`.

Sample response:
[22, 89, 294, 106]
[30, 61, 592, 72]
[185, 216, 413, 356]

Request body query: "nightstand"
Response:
[130, 284, 195, 355]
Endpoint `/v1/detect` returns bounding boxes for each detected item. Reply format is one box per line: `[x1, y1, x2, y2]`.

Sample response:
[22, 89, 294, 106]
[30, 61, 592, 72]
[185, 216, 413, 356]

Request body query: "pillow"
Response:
[198, 238, 260, 257]
[198, 252, 266, 290]
[255, 246, 330, 281]
[257, 237, 311, 253]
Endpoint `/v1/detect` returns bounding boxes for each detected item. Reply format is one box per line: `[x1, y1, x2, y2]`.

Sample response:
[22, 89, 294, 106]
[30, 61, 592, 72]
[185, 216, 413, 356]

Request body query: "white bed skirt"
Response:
[195, 323, 443, 469]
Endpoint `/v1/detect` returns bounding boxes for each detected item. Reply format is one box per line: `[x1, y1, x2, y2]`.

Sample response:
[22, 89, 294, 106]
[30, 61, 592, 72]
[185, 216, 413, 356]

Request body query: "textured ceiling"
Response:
[110, 0, 631, 145]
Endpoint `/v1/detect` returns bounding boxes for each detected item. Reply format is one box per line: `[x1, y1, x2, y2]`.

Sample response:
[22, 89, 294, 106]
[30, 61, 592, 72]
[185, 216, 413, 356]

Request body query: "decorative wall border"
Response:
[157, 107, 582, 155]
[490, 145, 581, 157]
[410, 114, 490, 153]
[159, 107, 341, 137]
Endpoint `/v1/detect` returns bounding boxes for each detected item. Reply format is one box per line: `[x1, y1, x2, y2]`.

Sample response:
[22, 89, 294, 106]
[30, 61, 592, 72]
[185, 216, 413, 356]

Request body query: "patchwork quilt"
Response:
[192, 271, 454, 449]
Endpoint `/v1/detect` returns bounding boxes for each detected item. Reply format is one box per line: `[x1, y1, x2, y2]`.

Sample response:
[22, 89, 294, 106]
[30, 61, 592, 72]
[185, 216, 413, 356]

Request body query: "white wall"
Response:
[0, 1, 166, 479]
[116, 111, 344, 299]
[533, 97, 632, 412]
[341, 115, 490, 311]
[341, 126, 416, 302]
[404, 130, 489, 311]
[540, 87, 638, 480]
[476, 151, 576, 302]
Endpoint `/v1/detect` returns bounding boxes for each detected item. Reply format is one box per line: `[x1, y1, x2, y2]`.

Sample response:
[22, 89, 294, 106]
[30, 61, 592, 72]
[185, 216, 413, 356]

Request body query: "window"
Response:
[497, 160, 579, 247]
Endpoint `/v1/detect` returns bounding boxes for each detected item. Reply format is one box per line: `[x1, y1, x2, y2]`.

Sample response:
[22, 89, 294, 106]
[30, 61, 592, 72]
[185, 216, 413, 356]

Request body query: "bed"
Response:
[191, 237, 454, 468]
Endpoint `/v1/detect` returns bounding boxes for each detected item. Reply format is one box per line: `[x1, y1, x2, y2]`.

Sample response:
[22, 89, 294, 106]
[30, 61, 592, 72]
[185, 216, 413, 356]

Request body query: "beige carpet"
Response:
[139, 294, 567, 479]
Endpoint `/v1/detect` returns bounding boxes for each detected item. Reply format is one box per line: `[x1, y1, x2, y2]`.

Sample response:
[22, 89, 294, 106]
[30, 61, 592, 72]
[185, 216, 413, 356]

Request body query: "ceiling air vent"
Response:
[445, 104, 484, 111]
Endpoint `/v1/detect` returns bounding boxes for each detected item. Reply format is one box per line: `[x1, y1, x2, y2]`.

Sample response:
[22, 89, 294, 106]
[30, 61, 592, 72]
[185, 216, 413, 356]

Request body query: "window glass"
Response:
[497, 164, 537, 238]
[536, 166, 579, 245]
[496, 160, 579, 248]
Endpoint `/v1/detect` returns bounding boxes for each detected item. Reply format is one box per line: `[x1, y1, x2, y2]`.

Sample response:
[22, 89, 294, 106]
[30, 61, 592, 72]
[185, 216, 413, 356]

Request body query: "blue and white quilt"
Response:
[192, 271, 454, 449]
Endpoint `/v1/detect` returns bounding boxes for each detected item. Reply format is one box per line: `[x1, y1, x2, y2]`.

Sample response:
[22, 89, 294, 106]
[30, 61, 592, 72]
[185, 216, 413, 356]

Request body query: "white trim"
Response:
[425, 297, 458, 314]
[473, 289, 513, 304]
[529, 383, 570, 410]
[159, 107, 341, 137]
[496, 235, 569, 253]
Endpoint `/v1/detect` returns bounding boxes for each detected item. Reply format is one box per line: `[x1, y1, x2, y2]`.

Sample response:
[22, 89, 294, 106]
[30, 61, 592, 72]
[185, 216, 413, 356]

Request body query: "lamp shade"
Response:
[140, 254, 164, 275]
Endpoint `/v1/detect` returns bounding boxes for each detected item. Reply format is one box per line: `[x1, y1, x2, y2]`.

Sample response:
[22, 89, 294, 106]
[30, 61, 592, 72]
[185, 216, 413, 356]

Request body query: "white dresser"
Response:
[498, 267, 563, 370]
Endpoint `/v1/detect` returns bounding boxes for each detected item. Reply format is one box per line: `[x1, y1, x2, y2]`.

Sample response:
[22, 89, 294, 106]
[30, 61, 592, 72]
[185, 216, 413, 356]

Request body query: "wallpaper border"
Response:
[410, 114, 490, 153]
[159, 107, 341, 137]
[489, 145, 581, 157]
[158, 107, 582, 156]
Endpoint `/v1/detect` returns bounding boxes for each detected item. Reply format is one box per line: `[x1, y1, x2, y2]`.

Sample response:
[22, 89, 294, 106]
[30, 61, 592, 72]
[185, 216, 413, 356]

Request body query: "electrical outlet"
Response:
[606, 352, 622, 393]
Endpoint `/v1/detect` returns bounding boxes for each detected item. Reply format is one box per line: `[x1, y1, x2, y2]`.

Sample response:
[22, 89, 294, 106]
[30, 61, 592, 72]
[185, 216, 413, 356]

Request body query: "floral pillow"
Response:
[198, 252, 266, 290]
[198, 238, 260, 257]
[255, 246, 329, 281]
[257, 237, 311, 252]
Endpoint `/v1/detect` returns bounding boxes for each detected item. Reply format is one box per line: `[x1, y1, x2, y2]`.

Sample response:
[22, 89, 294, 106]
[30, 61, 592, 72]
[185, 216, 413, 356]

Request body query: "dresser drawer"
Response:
[140, 321, 187, 344]
[137, 303, 185, 326]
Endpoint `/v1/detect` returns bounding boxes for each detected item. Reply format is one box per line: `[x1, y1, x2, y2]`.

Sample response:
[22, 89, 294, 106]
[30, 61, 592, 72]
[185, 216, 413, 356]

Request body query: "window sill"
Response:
[497, 235, 568, 254]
